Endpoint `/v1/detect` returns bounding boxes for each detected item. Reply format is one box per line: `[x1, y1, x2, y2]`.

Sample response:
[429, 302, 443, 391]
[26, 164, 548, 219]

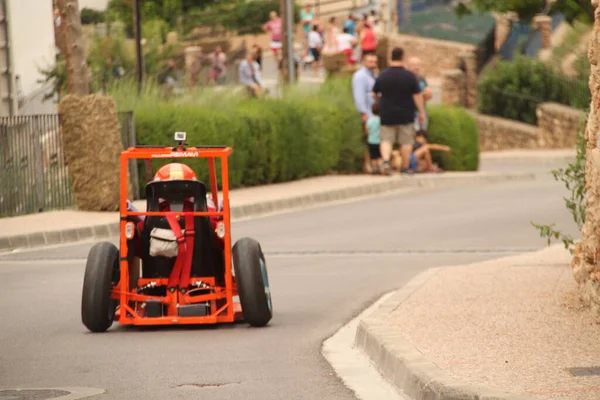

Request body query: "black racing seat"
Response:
[140, 179, 224, 285]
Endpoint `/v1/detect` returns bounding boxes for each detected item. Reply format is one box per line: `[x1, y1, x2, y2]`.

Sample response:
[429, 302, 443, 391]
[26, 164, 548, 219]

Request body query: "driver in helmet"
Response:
[128, 163, 224, 249]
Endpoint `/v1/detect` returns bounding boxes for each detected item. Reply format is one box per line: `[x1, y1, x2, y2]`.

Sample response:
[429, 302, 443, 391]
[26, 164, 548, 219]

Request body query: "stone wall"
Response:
[441, 69, 466, 106]
[474, 113, 540, 151]
[383, 33, 475, 78]
[460, 103, 585, 152]
[571, 0, 600, 314]
[537, 103, 586, 148]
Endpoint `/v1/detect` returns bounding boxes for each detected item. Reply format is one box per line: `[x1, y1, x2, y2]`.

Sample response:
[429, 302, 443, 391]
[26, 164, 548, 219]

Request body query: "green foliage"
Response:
[81, 8, 106, 25]
[425, 105, 480, 171]
[87, 32, 136, 90]
[532, 116, 587, 252]
[477, 56, 590, 124]
[183, 0, 300, 35]
[107, 77, 363, 196]
[107, 0, 299, 39]
[549, 0, 594, 24]
[37, 57, 67, 101]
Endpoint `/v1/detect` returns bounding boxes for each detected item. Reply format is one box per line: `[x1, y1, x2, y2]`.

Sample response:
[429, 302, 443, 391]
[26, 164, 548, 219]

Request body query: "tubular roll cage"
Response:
[115, 144, 239, 325]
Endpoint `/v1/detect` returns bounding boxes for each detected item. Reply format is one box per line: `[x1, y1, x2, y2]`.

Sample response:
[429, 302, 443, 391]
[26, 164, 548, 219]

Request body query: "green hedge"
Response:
[109, 78, 363, 197]
[477, 56, 590, 125]
[426, 105, 480, 171]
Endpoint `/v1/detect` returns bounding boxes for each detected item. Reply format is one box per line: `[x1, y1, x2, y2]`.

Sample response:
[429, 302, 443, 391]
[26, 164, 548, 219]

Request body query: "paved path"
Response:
[383, 246, 600, 399]
[0, 160, 579, 399]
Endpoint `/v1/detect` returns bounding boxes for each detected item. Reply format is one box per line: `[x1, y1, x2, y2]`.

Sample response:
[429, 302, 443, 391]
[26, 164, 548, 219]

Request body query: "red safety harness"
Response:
[162, 201, 195, 292]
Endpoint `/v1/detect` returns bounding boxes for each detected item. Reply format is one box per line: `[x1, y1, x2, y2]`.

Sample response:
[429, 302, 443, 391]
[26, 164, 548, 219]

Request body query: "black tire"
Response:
[81, 242, 119, 333]
[232, 237, 272, 327]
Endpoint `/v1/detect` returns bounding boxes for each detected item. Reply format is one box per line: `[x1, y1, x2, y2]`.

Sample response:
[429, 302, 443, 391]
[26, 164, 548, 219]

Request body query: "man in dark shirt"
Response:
[372, 47, 425, 175]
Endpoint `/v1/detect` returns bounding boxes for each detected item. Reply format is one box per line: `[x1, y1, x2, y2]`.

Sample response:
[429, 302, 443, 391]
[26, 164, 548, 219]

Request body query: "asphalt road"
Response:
[0, 169, 579, 400]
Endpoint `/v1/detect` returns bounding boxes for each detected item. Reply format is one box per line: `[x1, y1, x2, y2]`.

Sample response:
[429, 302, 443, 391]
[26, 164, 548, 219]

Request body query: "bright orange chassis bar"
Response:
[115, 145, 242, 326]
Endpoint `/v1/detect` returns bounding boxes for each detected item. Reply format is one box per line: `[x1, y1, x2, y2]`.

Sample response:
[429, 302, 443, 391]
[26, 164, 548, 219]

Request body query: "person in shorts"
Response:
[262, 11, 283, 59]
[366, 101, 382, 174]
[372, 47, 426, 175]
[308, 24, 323, 76]
[409, 129, 449, 173]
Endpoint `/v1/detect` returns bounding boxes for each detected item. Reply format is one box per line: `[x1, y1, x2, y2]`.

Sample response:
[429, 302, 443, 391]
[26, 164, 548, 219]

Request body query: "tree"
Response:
[453, 0, 593, 24]
[58, 0, 90, 95]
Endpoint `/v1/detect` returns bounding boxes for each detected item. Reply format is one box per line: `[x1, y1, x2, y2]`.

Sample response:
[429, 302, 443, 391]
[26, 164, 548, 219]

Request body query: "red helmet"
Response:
[153, 163, 197, 181]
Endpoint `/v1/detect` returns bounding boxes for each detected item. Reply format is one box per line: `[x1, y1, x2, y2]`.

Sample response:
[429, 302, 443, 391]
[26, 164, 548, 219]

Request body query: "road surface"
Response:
[0, 167, 578, 399]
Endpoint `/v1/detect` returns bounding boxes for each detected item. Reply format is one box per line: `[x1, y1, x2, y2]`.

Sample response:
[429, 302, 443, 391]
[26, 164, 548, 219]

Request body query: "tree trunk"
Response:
[60, 0, 90, 96]
[571, 0, 600, 312]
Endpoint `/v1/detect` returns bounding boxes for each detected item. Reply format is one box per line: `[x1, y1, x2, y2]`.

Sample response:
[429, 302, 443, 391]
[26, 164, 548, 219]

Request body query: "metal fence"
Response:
[0, 111, 137, 218]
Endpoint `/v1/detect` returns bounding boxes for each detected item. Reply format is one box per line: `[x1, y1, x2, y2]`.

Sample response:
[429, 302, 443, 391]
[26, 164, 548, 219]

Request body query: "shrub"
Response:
[426, 105, 480, 171]
[81, 8, 105, 25]
[108, 77, 363, 197]
[477, 55, 590, 124]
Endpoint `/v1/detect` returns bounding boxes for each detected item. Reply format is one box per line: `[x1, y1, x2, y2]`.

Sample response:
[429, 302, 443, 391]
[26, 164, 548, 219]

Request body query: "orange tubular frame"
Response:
[115, 145, 242, 326]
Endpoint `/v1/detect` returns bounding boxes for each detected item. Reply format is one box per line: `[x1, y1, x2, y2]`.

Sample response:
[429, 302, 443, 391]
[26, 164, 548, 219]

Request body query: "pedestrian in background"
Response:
[300, 3, 316, 41]
[343, 14, 356, 36]
[352, 53, 378, 173]
[308, 24, 323, 76]
[372, 47, 425, 175]
[407, 56, 432, 130]
[262, 11, 283, 59]
[239, 49, 263, 97]
[366, 101, 382, 174]
[359, 21, 377, 58]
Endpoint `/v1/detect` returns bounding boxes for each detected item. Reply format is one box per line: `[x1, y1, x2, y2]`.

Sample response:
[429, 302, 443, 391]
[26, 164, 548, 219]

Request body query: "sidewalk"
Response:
[0, 169, 533, 253]
[356, 245, 600, 400]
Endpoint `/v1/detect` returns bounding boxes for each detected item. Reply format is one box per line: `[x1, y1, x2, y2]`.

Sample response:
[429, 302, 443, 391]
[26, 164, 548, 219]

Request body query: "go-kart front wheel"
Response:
[233, 237, 272, 327]
[81, 242, 119, 333]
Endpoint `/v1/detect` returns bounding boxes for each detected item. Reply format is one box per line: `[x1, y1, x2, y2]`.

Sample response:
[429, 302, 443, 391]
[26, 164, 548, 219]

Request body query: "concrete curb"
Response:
[0, 171, 534, 253]
[480, 150, 576, 165]
[354, 268, 538, 400]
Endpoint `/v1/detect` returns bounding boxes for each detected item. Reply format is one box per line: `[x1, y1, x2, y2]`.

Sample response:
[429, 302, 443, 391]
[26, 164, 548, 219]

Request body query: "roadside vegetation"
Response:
[532, 116, 586, 252]
[107, 75, 481, 197]
[477, 56, 590, 125]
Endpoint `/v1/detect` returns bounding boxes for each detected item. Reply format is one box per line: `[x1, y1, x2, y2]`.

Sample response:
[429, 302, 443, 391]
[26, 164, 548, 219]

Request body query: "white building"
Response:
[3, 0, 109, 116]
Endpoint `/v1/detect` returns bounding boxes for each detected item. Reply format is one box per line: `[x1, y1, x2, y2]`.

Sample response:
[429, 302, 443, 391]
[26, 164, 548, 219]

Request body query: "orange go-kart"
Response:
[81, 132, 272, 332]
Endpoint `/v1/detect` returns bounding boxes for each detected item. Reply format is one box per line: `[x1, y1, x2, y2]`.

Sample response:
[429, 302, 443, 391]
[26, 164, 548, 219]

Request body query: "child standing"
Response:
[366, 102, 383, 174]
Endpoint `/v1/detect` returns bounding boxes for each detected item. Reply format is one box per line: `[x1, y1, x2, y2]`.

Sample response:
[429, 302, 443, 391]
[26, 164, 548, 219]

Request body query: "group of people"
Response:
[353, 49, 450, 175]
[299, 5, 382, 74]
[259, 4, 382, 77]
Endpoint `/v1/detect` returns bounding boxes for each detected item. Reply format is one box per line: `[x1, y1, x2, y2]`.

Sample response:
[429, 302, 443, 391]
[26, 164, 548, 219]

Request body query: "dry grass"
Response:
[58, 94, 126, 211]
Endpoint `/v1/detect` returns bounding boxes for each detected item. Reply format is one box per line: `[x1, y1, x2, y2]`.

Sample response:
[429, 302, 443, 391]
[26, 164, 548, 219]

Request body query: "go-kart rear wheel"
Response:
[232, 237, 272, 327]
[81, 242, 119, 333]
